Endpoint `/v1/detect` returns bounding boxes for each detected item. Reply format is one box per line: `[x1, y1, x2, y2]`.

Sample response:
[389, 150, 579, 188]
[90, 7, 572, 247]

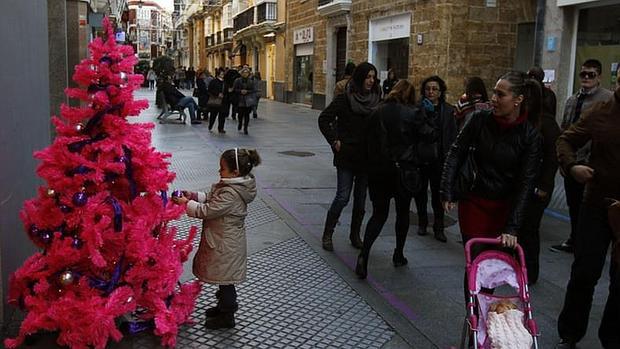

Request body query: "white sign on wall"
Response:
[369, 13, 411, 42]
[557, 0, 600, 6]
[294, 27, 314, 45]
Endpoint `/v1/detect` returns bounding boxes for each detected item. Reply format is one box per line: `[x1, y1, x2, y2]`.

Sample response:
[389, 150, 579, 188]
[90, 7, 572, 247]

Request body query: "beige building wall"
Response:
[286, 0, 536, 108]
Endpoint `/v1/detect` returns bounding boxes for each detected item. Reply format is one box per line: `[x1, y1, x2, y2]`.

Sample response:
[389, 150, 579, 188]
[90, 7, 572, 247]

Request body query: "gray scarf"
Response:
[346, 84, 381, 115]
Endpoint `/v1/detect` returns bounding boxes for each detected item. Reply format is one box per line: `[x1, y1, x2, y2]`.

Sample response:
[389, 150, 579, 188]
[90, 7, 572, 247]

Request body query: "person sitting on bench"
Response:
[161, 79, 201, 125]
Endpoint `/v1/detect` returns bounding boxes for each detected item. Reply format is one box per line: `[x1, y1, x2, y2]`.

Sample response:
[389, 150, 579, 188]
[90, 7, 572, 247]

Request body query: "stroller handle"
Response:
[464, 237, 527, 267]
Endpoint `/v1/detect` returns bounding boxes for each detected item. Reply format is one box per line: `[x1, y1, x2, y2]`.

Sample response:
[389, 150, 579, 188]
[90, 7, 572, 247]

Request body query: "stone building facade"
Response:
[285, 0, 538, 109]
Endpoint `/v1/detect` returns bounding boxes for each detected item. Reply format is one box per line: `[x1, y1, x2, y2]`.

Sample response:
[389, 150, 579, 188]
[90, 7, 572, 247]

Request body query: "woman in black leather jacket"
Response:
[355, 80, 429, 279]
[318, 62, 381, 252]
[440, 71, 542, 249]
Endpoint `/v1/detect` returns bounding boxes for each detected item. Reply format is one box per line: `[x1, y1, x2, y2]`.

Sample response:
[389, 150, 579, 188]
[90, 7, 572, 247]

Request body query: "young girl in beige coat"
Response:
[173, 148, 260, 329]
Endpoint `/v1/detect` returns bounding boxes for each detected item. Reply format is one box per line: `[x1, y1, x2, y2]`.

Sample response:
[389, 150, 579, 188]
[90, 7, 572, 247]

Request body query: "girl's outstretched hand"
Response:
[499, 233, 518, 249]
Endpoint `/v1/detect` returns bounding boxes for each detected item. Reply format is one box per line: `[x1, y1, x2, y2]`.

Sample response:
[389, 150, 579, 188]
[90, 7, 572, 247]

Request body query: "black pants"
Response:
[413, 162, 443, 230]
[217, 284, 238, 313]
[558, 204, 620, 348]
[519, 192, 552, 284]
[564, 175, 585, 243]
[207, 106, 225, 131]
[361, 174, 412, 259]
[237, 107, 251, 132]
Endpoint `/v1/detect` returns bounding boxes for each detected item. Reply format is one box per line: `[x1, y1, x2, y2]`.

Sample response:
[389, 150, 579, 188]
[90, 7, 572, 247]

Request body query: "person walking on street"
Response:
[555, 84, 620, 349]
[252, 71, 262, 119]
[355, 80, 430, 279]
[147, 68, 157, 91]
[207, 69, 226, 133]
[414, 76, 457, 242]
[550, 59, 613, 253]
[233, 67, 257, 135]
[334, 62, 355, 97]
[223, 68, 240, 121]
[172, 148, 260, 330]
[318, 62, 381, 252]
[186, 67, 196, 89]
[528, 66, 557, 117]
[196, 71, 210, 121]
[381, 69, 399, 99]
[440, 70, 542, 267]
[518, 75, 561, 285]
[454, 77, 493, 131]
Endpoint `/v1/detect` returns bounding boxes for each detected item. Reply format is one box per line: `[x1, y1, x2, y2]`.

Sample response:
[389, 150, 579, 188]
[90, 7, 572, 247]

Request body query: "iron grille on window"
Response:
[233, 7, 254, 32]
[257, 2, 277, 23]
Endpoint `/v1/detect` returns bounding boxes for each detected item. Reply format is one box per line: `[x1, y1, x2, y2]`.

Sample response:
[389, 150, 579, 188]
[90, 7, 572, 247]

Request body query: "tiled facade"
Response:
[285, 0, 537, 109]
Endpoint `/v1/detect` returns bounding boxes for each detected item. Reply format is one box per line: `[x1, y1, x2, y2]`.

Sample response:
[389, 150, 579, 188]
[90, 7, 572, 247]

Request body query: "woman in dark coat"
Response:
[196, 71, 210, 120]
[233, 67, 257, 135]
[414, 76, 457, 242]
[382, 69, 398, 98]
[318, 62, 382, 252]
[440, 71, 542, 251]
[207, 69, 226, 133]
[355, 80, 431, 279]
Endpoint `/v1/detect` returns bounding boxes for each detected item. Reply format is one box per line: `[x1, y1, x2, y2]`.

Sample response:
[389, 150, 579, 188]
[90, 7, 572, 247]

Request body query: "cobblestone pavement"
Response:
[3, 88, 610, 348]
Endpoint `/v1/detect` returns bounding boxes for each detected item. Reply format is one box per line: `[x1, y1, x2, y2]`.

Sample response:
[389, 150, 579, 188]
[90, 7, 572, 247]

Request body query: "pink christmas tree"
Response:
[4, 18, 200, 349]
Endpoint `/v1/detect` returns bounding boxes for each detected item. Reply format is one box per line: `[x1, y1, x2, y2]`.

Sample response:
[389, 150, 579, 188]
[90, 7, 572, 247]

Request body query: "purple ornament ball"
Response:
[118, 155, 128, 163]
[171, 190, 182, 198]
[29, 225, 39, 238]
[72, 237, 83, 249]
[40, 231, 53, 244]
[72, 192, 88, 207]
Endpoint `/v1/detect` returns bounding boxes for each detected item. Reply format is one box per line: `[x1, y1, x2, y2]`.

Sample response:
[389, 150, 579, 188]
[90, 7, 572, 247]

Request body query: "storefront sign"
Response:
[294, 27, 314, 45]
[369, 13, 411, 42]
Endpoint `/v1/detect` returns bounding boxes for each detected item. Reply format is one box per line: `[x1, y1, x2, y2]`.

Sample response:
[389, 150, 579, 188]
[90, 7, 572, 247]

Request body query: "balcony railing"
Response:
[233, 7, 254, 32]
[224, 28, 234, 42]
[257, 2, 277, 24]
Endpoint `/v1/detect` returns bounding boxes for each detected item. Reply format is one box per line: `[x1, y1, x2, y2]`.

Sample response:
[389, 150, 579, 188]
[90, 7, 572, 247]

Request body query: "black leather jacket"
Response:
[440, 110, 542, 235]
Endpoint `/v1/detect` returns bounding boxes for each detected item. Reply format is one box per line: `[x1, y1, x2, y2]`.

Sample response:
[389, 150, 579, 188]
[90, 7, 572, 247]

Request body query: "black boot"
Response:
[205, 312, 235, 329]
[434, 229, 447, 243]
[322, 211, 338, 251]
[355, 254, 368, 279]
[392, 249, 408, 267]
[417, 226, 428, 236]
[349, 210, 365, 249]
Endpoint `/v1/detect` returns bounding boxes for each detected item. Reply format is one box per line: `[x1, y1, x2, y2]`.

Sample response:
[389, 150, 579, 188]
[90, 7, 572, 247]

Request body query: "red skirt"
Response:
[458, 194, 511, 239]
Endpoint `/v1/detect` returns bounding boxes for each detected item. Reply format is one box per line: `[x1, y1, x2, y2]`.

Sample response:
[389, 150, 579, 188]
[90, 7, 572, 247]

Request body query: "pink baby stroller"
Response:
[460, 238, 539, 349]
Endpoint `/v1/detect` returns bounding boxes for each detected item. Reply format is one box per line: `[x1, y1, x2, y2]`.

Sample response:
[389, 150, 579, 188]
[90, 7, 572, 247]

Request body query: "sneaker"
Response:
[550, 240, 574, 253]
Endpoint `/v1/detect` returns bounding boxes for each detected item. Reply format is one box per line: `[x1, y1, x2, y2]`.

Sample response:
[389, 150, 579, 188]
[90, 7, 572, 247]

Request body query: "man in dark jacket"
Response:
[160, 79, 201, 124]
[551, 59, 613, 253]
[555, 86, 620, 349]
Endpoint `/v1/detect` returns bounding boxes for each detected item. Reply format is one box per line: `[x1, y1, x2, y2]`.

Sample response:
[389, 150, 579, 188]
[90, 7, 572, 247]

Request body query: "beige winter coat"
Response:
[186, 175, 257, 285]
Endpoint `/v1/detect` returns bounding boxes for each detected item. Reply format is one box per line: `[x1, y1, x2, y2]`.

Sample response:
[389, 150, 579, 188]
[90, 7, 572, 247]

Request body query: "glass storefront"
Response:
[294, 55, 313, 105]
[574, 4, 620, 92]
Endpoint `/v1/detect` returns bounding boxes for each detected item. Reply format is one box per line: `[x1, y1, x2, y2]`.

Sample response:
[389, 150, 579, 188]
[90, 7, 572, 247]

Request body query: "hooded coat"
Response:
[186, 175, 257, 285]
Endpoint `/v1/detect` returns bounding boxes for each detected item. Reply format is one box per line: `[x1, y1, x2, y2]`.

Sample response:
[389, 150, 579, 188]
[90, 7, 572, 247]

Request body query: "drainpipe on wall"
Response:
[533, 0, 546, 66]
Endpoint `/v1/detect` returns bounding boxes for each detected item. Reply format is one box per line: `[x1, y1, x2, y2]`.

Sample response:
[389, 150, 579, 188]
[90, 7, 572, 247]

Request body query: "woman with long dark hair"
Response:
[355, 80, 430, 279]
[318, 62, 381, 252]
[414, 75, 457, 242]
[454, 77, 493, 131]
[441, 71, 542, 251]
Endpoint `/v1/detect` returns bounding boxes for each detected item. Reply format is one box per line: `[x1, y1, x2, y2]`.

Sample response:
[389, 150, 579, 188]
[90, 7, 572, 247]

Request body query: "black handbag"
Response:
[396, 145, 423, 195]
[454, 145, 478, 199]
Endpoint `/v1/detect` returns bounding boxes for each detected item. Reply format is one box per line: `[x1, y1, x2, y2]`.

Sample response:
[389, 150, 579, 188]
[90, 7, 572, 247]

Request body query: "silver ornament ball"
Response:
[59, 270, 75, 286]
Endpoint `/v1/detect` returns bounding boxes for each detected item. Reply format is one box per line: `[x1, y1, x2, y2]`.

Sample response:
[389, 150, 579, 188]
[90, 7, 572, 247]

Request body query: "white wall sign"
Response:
[485, 0, 497, 7]
[294, 27, 314, 45]
[295, 43, 314, 56]
[369, 13, 411, 42]
[557, 0, 600, 6]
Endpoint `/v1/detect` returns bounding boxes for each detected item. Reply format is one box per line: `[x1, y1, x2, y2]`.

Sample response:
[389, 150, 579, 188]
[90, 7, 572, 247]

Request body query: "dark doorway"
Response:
[335, 27, 347, 80]
[514, 23, 535, 72]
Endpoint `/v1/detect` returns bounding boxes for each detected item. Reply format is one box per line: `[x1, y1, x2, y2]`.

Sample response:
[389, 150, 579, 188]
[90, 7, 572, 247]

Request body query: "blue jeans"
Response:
[326, 167, 368, 228]
[177, 96, 197, 121]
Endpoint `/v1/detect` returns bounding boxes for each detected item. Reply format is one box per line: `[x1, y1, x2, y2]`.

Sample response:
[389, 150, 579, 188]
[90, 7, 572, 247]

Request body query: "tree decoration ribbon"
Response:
[160, 191, 168, 207]
[67, 133, 108, 153]
[122, 146, 138, 200]
[124, 319, 154, 335]
[89, 256, 124, 294]
[83, 103, 123, 135]
[106, 196, 123, 232]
